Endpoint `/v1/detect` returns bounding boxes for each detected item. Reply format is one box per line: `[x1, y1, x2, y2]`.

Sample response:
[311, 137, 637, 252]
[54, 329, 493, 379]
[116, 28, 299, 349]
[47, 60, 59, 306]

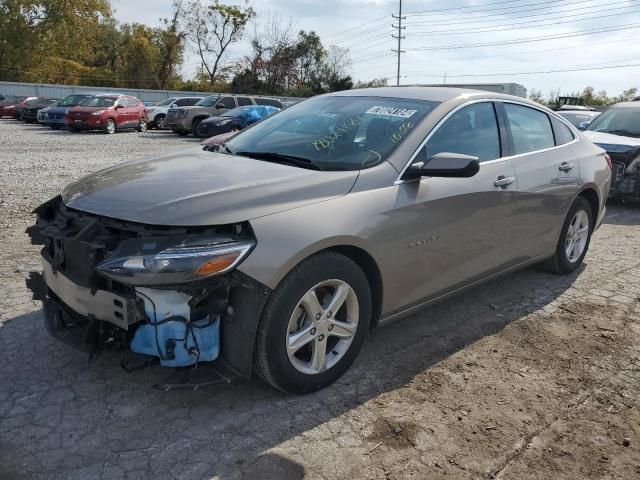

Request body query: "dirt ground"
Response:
[0, 119, 639, 479]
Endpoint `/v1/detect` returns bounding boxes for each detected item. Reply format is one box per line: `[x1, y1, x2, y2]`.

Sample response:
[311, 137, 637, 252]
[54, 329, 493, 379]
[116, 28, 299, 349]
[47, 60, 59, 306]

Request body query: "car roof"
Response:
[326, 86, 544, 108]
[558, 110, 599, 114]
[609, 101, 640, 109]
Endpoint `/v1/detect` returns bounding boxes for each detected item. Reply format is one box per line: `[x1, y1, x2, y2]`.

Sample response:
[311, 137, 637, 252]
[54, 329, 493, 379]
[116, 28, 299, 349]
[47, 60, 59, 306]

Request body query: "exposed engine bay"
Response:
[26, 196, 270, 382]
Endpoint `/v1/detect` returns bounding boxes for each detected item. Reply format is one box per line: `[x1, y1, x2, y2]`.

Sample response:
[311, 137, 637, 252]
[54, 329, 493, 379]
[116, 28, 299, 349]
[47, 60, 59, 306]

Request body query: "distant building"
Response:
[408, 83, 527, 98]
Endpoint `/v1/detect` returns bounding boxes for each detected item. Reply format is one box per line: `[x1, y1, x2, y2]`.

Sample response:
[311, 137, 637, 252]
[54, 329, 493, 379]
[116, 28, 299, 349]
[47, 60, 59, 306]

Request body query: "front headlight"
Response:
[96, 236, 255, 286]
[91, 110, 105, 116]
[216, 119, 232, 126]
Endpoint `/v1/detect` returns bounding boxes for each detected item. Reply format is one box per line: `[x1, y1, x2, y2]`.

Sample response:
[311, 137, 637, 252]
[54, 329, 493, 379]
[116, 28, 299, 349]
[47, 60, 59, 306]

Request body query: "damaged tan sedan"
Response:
[28, 87, 611, 394]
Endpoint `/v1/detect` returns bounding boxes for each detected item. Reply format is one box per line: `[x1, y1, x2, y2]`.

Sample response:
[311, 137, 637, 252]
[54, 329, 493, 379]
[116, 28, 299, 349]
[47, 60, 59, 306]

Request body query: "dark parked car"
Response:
[45, 93, 103, 129]
[28, 87, 610, 394]
[65, 94, 147, 134]
[22, 98, 59, 123]
[167, 95, 283, 136]
[194, 105, 280, 138]
[583, 102, 640, 200]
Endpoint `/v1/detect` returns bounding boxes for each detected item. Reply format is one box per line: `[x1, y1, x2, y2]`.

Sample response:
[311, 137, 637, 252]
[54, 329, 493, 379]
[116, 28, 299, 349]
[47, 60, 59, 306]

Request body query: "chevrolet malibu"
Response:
[28, 87, 611, 394]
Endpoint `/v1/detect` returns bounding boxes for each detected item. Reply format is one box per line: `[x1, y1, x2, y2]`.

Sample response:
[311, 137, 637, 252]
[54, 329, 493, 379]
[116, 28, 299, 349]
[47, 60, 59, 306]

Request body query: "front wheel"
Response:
[137, 119, 147, 132]
[545, 196, 593, 274]
[103, 118, 116, 134]
[154, 114, 166, 129]
[254, 251, 371, 394]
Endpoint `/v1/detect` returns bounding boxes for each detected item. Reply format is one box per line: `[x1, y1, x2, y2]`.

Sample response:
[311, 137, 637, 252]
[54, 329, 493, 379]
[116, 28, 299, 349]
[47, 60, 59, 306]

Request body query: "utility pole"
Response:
[392, 0, 406, 86]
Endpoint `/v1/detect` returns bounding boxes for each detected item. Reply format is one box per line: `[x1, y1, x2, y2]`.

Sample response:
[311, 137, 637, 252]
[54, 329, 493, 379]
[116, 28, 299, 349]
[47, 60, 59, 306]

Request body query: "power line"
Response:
[409, 23, 640, 51]
[405, 61, 640, 78]
[407, 4, 640, 37]
[405, 0, 600, 17]
[407, 0, 636, 30]
[324, 15, 388, 41]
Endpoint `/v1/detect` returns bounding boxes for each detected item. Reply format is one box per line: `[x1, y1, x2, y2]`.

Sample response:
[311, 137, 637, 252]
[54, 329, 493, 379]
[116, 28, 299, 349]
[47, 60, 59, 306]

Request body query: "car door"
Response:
[500, 102, 580, 258]
[387, 101, 520, 311]
[113, 98, 128, 127]
[127, 97, 141, 126]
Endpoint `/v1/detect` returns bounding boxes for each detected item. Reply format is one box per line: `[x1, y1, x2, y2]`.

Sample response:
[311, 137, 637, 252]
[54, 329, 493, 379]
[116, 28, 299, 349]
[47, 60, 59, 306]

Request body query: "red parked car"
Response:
[0, 96, 34, 118]
[65, 94, 148, 134]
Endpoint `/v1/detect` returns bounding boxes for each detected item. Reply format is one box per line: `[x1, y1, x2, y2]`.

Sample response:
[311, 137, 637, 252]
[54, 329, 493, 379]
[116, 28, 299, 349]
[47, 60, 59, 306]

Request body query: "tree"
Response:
[185, 0, 254, 85]
[154, 0, 187, 89]
[618, 87, 638, 102]
[528, 88, 545, 105]
[354, 78, 389, 89]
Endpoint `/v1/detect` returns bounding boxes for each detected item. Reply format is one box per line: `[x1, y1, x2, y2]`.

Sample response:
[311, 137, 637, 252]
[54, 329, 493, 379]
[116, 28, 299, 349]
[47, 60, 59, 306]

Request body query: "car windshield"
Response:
[25, 99, 41, 105]
[558, 112, 597, 127]
[60, 95, 90, 106]
[156, 98, 176, 106]
[80, 97, 115, 107]
[224, 95, 439, 171]
[586, 107, 640, 137]
[196, 96, 220, 107]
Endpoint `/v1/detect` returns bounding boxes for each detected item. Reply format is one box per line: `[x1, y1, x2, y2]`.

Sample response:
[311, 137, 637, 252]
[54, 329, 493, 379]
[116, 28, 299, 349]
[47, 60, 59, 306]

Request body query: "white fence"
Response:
[0, 81, 302, 103]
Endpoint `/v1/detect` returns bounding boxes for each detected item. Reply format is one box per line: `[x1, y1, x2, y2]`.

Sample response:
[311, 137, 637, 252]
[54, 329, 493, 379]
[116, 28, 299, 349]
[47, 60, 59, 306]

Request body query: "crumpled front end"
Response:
[595, 144, 640, 199]
[26, 196, 269, 375]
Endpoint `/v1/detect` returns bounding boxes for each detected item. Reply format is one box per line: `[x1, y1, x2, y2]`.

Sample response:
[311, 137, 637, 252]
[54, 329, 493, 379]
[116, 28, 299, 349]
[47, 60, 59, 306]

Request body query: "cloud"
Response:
[111, 0, 640, 96]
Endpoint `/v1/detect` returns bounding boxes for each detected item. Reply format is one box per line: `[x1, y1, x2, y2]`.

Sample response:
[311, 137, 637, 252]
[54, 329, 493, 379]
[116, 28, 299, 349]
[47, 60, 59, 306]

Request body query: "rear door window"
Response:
[255, 98, 283, 108]
[426, 102, 501, 162]
[237, 97, 253, 106]
[504, 103, 555, 154]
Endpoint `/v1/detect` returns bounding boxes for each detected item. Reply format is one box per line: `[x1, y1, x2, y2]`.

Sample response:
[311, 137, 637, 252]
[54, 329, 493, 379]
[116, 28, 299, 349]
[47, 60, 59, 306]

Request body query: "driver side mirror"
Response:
[405, 151, 480, 179]
[115, 103, 124, 109]
[578, 121, 589, 130]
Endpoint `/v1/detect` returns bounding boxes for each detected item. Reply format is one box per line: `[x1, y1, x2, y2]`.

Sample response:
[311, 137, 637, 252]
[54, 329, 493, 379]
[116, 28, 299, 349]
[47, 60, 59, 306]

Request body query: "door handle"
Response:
[558, 161, 575, 172]
[494, 175, 515, 188]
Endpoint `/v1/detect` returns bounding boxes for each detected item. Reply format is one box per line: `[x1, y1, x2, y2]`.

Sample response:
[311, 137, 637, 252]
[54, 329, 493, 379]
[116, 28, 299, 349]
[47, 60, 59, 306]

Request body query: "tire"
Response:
[176, 131, 188, 136]
[544, 196, 594, 274]
[69, 127, 80, 133]
[192, 118, 204, 137]
[154, 114, 166, 129]
[50, 125, 59, 130]
[137, 119, 148, 132]
[103, 118, 116, 134]
[254, 251, 372, 394]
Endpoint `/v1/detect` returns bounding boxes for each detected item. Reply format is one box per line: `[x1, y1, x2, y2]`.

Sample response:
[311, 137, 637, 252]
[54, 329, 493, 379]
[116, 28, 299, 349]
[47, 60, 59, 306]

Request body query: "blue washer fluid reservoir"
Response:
[130, 287, 220, 367]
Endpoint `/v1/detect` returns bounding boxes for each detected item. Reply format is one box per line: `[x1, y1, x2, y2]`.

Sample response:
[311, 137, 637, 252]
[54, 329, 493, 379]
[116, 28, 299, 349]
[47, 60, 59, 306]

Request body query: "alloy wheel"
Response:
[106, 119, 116, 134]
[156, 115, 166, 129]
[286, 279, 359, 375]
[565, 210, 589, 263]
[139, 120, 147, 132]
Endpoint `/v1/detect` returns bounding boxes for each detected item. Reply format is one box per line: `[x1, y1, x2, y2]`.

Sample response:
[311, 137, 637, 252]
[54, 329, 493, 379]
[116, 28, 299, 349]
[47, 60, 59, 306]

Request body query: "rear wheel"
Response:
[103, 118, 116, 134]
[137, 119, 148, 132]
[69, 127, 80, 133]
[544, 196, 593, 274]
[254, 251, 371, 394]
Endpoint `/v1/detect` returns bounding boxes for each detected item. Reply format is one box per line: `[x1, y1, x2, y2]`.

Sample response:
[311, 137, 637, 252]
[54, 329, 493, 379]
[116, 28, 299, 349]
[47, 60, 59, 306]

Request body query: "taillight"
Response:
[605, 153, 612, 170]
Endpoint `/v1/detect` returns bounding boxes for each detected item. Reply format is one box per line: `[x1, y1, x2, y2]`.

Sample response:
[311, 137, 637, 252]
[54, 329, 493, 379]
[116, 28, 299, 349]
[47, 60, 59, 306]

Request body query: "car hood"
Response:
[61, 147, 359, 226]
[67, 106, 111, 113]
[583, 131, 640, 152]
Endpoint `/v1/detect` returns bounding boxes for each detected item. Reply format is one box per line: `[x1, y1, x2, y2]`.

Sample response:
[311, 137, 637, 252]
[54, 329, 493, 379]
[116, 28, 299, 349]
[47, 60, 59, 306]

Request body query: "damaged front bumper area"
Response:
[608, 152, 640, 200]
[26, 196, 270, 376]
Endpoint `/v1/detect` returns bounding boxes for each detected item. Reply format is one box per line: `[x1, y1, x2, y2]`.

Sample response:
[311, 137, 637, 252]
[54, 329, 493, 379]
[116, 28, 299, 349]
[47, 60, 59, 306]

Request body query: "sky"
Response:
[110, 0, 640, 97]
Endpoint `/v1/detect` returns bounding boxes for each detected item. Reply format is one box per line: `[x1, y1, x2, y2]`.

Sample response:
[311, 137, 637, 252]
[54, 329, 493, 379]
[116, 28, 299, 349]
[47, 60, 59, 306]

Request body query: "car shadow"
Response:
[0, 263, 580, 478]
[604, 200, 640, 225]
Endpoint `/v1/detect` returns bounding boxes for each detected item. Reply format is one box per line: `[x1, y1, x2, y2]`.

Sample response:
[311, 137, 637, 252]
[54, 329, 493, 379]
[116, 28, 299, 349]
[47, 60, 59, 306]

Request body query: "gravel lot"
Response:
[1, 118, 639, 480]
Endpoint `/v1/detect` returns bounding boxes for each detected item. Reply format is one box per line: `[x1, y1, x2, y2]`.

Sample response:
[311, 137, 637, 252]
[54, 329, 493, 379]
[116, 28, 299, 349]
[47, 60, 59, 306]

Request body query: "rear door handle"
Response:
[559, 161, 575, 172]
[494, 175, 516, 188]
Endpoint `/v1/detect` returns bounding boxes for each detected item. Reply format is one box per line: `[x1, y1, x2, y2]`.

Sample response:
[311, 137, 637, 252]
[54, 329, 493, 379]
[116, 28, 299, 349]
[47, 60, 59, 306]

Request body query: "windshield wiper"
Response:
[234, 151, 323, 170]
[605, 129, 640, 138]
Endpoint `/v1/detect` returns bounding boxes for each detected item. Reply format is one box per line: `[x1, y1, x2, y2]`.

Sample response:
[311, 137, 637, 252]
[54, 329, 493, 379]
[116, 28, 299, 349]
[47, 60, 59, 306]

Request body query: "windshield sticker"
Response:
[312, 115, 363, 151]
[391, 121, 415, 144]
[366, 106, 417, 118]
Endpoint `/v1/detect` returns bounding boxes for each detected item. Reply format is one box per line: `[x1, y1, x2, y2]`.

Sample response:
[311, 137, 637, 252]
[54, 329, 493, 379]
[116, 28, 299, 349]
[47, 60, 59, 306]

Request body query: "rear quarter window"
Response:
[551, 116, 575, 146]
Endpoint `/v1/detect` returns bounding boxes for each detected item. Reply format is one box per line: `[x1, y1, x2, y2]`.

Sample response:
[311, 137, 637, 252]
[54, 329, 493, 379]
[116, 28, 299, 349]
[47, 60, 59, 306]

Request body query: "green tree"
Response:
[185, 0, 254, 85]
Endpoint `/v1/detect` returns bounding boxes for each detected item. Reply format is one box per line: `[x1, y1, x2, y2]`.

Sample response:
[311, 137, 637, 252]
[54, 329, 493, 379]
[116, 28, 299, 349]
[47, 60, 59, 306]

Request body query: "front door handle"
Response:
[559, 161, 575, 172]
[494, 175, 516, 188]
